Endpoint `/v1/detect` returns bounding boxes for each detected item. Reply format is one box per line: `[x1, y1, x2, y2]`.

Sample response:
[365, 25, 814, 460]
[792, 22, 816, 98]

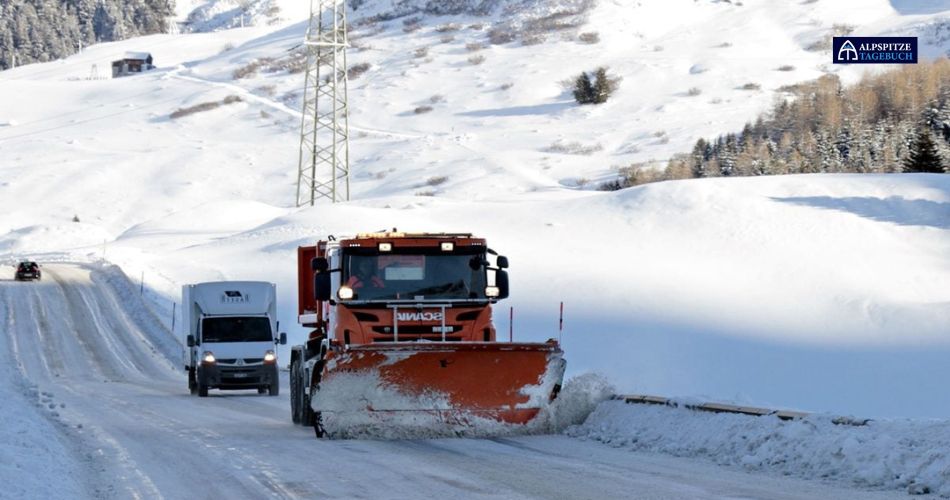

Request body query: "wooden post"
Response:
[559, 301, 564, 343]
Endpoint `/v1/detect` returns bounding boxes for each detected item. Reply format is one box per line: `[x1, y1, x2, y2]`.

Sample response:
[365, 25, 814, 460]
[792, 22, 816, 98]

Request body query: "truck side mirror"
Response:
[496, 256, 509, 269]
[314, 272, 331, 301]
[186, 335, 195, 348]
[278, 332, 287, 345]
[312, 257, 329, 272]
[495, 270, 510, 299]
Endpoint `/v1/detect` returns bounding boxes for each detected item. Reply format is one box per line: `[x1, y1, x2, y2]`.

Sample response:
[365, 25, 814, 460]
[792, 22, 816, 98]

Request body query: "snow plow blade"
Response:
[312, 341, 566, 437]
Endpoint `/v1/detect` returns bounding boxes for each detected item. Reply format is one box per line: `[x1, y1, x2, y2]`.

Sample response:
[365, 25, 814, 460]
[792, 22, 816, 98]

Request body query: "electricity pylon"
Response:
[297, 0, 350, 206]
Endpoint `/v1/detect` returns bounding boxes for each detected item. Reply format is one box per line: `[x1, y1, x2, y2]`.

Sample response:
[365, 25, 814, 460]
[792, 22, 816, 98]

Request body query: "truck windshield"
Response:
[202, 317, 272, 342]
[343, 251, 487, 301]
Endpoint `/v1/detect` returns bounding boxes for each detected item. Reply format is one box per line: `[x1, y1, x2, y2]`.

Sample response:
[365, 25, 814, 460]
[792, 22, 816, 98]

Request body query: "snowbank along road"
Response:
[0, 264, 900, 499]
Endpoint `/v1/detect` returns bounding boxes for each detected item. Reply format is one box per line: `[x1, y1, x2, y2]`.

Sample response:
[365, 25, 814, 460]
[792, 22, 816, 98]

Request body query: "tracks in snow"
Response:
[0, 264, 309, 498]
[0, 263, 902, 499]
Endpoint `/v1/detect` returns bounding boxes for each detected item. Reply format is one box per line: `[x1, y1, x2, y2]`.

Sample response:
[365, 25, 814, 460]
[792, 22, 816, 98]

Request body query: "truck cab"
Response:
[297, 232, 509, 347]
[182, 281, 286, 397]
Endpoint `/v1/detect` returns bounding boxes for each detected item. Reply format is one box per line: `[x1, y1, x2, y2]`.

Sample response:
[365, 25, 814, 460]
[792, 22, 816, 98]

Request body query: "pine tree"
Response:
[799, 130, 819, 173]
[816, 129, 842, 172]
[903, 130, 946, 173]
[719, 134, 738, 176]
[835, 122, 852, 162]
[690, 138, 709, 178]
[71, 0, 99, 44]
[937, 88, 950, 143]
[592, 67, 618, 104]
[572, 71, 595, 105]
[0, 21, 13, 70]
[882, 142, 899, 173]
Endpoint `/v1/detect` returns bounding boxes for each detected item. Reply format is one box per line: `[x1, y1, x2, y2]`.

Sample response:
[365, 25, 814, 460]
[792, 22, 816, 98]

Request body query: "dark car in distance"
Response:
[14, 261, 41, 281]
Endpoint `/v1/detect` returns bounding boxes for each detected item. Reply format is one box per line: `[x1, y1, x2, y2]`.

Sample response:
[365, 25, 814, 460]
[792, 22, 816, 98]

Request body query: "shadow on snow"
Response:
[771, 195, 950, 229]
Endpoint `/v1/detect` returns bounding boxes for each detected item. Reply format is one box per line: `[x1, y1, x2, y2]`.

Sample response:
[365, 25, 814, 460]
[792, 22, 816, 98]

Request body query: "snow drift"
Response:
[570, 400, 950, 497]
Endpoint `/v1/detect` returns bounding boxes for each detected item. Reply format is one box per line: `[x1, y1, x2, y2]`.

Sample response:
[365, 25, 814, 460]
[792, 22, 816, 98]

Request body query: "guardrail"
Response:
[613, 394, 869, 426]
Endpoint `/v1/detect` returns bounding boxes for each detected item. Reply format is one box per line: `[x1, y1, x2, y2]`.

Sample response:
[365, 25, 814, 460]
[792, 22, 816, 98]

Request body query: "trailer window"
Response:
[202, 317, 272, 342]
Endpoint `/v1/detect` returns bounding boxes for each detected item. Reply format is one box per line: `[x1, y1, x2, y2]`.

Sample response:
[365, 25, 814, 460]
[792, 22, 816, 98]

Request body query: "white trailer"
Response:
[182, 281, 286, 397]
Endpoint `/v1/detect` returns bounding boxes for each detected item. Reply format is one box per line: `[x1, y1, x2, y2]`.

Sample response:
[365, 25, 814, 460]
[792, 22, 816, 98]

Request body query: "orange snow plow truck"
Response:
[289, 232, 566, 438]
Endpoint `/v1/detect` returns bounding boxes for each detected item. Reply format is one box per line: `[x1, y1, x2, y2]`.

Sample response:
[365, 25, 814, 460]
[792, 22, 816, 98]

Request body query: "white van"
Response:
[182, 282, 286, 397]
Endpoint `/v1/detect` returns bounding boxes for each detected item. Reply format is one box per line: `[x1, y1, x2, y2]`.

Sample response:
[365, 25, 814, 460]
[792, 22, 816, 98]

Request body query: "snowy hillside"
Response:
[1, 0, 948, 418]
[1, 0, 949, 497]
[0, 1, 950, 416]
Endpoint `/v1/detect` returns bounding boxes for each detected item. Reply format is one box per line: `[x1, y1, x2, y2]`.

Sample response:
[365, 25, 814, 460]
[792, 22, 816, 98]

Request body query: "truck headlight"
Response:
[485, 286, 500, 298]
[338, 285, 354, 300]
[202, 351, 216, 364]
[264, 350, 276, 364]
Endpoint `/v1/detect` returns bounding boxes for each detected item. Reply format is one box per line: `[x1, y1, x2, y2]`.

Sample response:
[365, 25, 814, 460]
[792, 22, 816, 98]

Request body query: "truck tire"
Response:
[290, 360, 301, 423]
[198, 383, 209, 397]
[302, 394, 315, 426]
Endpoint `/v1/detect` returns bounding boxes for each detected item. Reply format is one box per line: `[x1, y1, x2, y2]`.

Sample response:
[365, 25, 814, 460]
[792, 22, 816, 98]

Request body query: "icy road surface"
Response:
[1, 264, 897, 499]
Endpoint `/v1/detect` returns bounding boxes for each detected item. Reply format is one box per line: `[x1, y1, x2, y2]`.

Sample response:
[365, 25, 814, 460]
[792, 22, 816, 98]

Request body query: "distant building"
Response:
[112, 52, 154, 78]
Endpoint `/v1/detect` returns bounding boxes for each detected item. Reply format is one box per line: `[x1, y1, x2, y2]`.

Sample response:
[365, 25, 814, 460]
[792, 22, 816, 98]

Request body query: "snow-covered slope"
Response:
[0, 0, 948, 422]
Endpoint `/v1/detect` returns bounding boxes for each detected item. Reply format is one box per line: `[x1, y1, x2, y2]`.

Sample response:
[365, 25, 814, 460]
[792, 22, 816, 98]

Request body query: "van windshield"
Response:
[202, 317, 272, 343]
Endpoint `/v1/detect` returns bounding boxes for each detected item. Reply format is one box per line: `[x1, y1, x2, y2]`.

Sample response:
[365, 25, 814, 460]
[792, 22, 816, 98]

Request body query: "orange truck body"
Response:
[289, 232, 565, 437]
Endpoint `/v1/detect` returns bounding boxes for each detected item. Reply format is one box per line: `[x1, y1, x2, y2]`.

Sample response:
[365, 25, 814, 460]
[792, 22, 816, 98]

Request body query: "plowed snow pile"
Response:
[570, 401, 950, 497]
[315, 373, 613, 440]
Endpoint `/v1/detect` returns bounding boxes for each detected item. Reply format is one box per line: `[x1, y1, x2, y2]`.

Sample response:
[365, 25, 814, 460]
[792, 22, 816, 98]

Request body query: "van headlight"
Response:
[264, 350, 276, 364]
[202, 351, 216, 364]
[338, 285, 354, 300]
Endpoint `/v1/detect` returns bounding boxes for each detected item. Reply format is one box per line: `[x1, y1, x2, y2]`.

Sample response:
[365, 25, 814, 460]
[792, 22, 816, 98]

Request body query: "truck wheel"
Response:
[268, 383, 279, 396]
[302, 394, 315, 426]
[290, 361, 301, 423]
[198, 383, 209, 397]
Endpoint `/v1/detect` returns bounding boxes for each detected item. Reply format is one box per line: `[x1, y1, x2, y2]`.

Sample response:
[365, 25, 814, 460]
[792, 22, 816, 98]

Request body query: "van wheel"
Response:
[268, 383, 279, 396]
[188, 368, 197, 395]
[258, 387, 267, 394]
[198, 383, 209, 397]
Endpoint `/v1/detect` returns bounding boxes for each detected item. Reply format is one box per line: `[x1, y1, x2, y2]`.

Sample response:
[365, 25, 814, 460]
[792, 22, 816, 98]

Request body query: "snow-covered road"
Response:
[0, 264, 899, 499]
